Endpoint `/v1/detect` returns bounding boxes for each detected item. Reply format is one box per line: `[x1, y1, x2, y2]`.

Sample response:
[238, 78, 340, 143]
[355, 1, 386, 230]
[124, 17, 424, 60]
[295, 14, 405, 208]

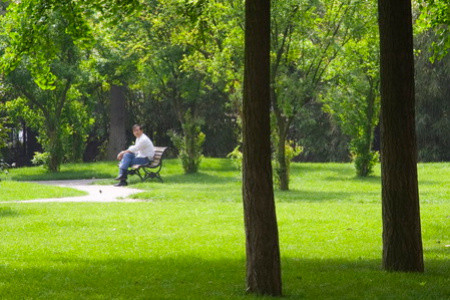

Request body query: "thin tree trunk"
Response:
[271, 83, 289, 190]
[378, 0, 424, 272]
[276, 125, 289, 190]
[106, 84, 127, 160]
[47, 127, 62, 172]
[359, 83, 376, 177]
[243, 0, 282, 296]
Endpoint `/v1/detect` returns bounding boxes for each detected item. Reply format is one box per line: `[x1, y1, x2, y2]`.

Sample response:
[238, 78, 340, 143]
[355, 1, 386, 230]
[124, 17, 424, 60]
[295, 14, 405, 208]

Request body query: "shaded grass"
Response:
[0, 181, 87, 201]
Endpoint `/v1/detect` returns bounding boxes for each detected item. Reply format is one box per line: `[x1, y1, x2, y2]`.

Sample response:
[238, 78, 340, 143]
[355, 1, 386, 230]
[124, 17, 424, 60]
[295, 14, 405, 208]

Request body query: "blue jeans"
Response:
[118, 152, 150, 178]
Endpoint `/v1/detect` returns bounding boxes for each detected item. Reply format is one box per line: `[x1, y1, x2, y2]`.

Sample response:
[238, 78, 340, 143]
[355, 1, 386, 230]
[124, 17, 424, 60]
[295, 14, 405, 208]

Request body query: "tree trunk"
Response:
[378, 0, 424, 272]
[242, 0, 282, 296]
[276, 125, 289, 190]
[358, 83, 376, 177]
[47, 128, 62, 172]
[106, 84, 127, 160]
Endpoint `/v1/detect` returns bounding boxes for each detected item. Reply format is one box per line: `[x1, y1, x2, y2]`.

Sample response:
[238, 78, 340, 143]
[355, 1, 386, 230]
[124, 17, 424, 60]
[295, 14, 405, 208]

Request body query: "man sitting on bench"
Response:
[114, 124, 155, 186]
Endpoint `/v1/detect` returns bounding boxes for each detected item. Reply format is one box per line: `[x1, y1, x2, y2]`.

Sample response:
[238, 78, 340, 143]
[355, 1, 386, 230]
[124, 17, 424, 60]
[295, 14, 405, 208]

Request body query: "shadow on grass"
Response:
[0, 207, 20, 218]
[323, 175, 441, 186]
[0, 257, 447, 299]
[276, 189, 354, 203]
[291, 163, 356, 176]
[153, 172, 240, 185]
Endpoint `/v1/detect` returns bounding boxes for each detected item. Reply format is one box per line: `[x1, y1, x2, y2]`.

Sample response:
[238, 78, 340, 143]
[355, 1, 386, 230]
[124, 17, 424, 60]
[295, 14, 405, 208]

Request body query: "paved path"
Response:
[4, 179, 146, 203]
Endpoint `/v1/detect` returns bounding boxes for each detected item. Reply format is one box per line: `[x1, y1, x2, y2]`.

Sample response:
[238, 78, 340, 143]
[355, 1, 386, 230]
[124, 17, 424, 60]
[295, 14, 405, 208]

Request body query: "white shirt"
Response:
[128, 133, 155, 159]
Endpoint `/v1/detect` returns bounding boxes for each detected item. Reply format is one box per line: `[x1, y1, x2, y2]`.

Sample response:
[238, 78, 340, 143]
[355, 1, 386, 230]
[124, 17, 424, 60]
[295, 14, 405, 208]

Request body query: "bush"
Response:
[31, 152, 51, 168]
[0, 159, 9, 179]
[351, 149, 379, 177]
[227, 145, 242, 170]
[274, 140, 303, 188]
[169, 110, 205, 174]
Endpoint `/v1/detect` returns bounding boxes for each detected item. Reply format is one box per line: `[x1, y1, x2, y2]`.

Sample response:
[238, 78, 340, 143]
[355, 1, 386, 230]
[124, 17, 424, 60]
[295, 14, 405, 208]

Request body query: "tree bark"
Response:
[106, 84, 127, 160]
[242, 0, 282, 296]
[276, 124, 289, 190]
[47, 127, 62, 172]
[378, 0, 424, 272]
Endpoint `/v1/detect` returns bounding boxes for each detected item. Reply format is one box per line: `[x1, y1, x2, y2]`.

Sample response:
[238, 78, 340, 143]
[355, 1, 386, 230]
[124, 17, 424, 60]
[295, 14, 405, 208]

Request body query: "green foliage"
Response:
[226, 145, 242, 171]
[0, 159, 9, 177]
[415, 36, 450, 161]
[115, 0, 242, 157]
[31, 151, 51, 168]
[0, 0, 141, 89]
[321, 0, 380, 177]
[415, 0, 450, 62]
[169, 110, 205, 174]
[0, 116, 9, 153]
[351, 146, 379, 177]
[1, 9, 94, 171]
[273, 140, 303, 188]
[269, 0, 367, 188]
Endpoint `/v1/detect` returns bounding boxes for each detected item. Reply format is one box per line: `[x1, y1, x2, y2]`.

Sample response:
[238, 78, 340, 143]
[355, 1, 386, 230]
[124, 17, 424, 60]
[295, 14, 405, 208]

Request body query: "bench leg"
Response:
[130, 167, 164, 183]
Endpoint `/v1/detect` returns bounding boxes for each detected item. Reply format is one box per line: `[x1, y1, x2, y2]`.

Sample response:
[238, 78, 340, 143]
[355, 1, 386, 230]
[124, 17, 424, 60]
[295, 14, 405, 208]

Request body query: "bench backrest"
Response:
[149, 146, 168, 167]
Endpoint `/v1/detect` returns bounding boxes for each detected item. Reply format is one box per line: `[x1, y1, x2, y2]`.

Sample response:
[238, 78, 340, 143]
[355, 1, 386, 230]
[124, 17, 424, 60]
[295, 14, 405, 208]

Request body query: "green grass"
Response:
[2, 161, 117, 181]
[0, 159, 449, 299]
[0, 181, 87, 201]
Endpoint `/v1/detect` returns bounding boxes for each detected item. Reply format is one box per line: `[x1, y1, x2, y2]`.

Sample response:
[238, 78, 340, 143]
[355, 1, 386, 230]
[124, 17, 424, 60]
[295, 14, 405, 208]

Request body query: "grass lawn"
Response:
[0, 181, 87, 201]
[0, 159, 449, 299]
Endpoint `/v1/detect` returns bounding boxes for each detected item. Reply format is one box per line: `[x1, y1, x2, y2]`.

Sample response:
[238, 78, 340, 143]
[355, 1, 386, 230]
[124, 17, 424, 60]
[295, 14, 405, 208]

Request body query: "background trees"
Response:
[321, 0, 380, 176]
[0, 0, 447, 173]
[1, 10, 92, 171]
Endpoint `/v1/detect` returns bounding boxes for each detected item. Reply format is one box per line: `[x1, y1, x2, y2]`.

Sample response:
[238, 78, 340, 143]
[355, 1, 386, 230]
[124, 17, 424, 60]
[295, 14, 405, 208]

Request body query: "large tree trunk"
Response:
[106, 84, 127, 160]
[378, 0, 424, 272]
[242, 0, 282, 296]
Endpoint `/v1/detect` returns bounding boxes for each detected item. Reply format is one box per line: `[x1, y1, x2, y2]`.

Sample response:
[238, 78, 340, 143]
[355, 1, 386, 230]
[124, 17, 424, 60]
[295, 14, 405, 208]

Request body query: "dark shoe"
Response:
[114, 180, 128, 187]
[114, 175, 127, 181]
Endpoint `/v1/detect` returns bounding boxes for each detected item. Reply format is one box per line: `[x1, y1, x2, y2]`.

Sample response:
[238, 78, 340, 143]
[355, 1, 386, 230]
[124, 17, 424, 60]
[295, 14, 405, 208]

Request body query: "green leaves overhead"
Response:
[0, 0, 141, 89]
[416, 0, 450, 62]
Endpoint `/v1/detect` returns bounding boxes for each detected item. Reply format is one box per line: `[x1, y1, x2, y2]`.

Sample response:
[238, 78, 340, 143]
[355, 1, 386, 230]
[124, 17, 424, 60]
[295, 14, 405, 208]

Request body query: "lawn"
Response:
[0, 159, 448, 299]
[0, 181, 86, 201]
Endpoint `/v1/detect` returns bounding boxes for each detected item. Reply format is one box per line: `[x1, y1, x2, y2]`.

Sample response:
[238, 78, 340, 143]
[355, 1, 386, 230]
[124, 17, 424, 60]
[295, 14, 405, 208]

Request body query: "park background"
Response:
[0, 0, 449, 299]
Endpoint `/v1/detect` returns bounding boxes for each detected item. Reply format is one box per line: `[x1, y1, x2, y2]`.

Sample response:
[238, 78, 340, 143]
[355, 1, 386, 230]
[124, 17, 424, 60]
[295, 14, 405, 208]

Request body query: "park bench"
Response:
[128, 146, 168, 182]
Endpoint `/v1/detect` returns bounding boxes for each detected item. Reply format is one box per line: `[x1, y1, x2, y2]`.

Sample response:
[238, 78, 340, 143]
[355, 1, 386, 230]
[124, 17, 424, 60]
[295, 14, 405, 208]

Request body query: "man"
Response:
[115, 124, 155, 186]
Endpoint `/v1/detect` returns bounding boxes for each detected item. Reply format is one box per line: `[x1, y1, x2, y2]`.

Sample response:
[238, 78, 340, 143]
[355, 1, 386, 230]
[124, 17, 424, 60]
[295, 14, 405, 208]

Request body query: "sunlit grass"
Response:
[0, 181, 86, 201]
[2, 161, 117, 181]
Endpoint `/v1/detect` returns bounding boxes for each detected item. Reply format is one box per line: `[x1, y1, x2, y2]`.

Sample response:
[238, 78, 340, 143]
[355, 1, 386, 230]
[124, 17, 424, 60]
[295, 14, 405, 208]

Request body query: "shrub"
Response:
[169, 110, 205, 174]
[227, 145, 242, 170]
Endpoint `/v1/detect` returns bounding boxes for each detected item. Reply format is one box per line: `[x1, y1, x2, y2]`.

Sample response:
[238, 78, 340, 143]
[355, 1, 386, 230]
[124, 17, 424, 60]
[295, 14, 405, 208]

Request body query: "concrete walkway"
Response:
[6, 179, 146, 203]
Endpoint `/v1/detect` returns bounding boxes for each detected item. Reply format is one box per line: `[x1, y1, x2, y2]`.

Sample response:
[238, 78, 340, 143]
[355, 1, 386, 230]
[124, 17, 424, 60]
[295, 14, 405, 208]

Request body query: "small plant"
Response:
[352, 149, 379, 177]
[31, 151, 51, 168]
[0, 159, 10, 180]
[169, 110, 205, 174]
[274, 140, 303, 188]
[227, 145, 243, 170]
